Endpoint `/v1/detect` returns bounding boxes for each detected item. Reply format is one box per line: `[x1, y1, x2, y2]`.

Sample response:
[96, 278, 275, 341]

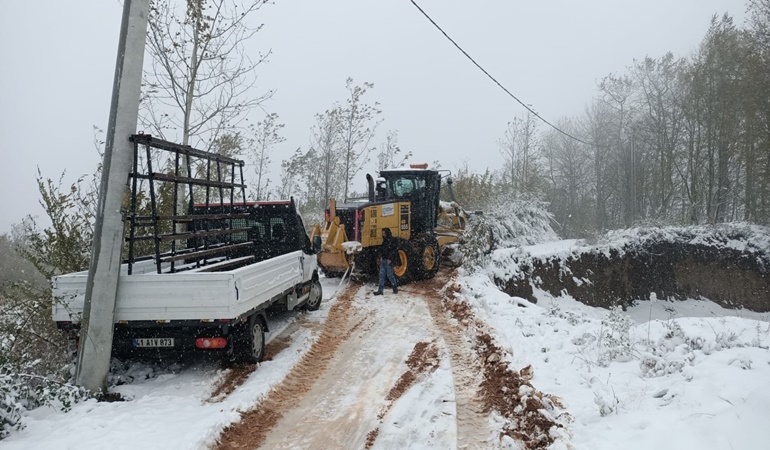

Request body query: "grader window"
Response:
[391, 177, 426, 198]
[393, 179, 413, 197]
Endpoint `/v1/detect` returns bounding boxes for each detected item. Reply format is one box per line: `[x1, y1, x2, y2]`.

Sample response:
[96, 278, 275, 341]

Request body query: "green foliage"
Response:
[16, 170, 93, 279]
[0, 168, 98, 438]
[442, 165, 498, 211]
[0, 282, 70, 370]
[0, 363, 89, 438]
[1, 168, 94, 371]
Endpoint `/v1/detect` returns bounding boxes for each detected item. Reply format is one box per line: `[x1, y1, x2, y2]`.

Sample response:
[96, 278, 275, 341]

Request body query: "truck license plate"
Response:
[133, 338, 174, 348]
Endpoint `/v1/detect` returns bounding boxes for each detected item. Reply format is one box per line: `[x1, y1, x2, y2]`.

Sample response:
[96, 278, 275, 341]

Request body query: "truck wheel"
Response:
[418, 236, 440, 279]
[304, 278, 323, 311]
[235, 315, 265, 364]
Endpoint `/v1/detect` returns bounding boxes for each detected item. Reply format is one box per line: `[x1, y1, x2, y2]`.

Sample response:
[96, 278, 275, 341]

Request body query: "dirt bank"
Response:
[497, 241, 770, 312]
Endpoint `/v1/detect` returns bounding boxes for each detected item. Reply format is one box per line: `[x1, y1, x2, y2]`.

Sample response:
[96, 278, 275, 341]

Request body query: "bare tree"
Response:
[338, 78, 381, 200]
[541, 119, 593, 236]
[632, 53, 687, 219]
[598, 73, 638, 225]
[277, 147, 303, 200]
[690, 14, 743, 222]
[583, 101, 616, 230]
[275, 109, 345, 219]
[142, 0, 272, 148]
[247, 112, 284, 200]
[498, 112, 539, 194]
[311, 108, 344, 210]
[377, 130, 411, 171]
[142, 0, 272, 225]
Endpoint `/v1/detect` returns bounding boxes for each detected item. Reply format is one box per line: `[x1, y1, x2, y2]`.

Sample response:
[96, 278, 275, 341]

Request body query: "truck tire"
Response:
[234, 315, 265, 364]
[417, 235, 440, 279]
[304, 278, 323, 311]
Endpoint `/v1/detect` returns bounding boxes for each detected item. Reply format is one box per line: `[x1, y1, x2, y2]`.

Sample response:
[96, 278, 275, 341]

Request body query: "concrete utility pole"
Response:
[76, 0, 150, 393]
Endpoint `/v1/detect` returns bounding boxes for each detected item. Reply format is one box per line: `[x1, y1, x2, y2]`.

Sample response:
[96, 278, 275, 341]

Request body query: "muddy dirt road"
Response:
[215, 272, 561, 450]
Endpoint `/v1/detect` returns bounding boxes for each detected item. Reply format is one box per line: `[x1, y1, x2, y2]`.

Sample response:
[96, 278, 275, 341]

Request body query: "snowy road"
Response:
[216, 271, 499, 450]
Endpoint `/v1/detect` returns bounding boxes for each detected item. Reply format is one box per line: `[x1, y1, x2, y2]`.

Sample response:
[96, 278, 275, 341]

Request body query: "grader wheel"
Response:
[393, 247, 410, 281]
[417, 235, 440, 279]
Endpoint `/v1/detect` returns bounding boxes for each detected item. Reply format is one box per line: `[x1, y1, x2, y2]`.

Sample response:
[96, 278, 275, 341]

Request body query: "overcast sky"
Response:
[0, 0, 747, 233]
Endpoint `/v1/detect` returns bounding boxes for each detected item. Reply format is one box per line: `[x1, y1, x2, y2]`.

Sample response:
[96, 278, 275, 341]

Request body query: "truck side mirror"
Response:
[313, 235, 322, 254]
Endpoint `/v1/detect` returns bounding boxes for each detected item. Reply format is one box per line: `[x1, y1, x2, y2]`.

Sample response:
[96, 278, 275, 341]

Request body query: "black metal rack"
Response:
[125, 134, 250, 274]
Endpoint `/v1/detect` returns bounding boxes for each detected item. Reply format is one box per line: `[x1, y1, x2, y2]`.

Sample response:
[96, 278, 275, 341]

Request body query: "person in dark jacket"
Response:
[374, 228, 399, 295]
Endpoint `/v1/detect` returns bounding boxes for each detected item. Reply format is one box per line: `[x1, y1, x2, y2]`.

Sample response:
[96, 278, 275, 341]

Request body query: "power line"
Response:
[409, 0, 599, 148]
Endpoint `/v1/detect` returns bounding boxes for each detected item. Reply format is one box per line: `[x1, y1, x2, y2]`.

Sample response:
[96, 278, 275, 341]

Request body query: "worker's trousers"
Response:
[378, 259, 397, 292]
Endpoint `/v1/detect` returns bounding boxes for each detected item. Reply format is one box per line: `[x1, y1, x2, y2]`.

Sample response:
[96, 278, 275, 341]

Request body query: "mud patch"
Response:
[213, 285, 360, 450]
[473, 328, 567, 448]
[364, 428, 380, 449]
[443, 284, 473, 323]
[386, 341, 440, 402]
[207, 364, 255, 403]
[262, 335, 293, 362]
[365, 341, 440, 449]
[417, 273, 496, 448]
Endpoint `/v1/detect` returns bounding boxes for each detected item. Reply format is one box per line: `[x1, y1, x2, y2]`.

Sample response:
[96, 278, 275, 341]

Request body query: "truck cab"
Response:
[189, 200, 316, 266]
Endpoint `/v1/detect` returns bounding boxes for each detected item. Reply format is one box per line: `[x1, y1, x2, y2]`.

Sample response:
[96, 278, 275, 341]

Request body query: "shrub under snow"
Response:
[460, 197, 558, 272]
[0, 363, 88, 438]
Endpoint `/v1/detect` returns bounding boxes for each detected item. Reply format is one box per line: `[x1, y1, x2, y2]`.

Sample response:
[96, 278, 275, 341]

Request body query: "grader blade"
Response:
[435, 201, 469, 246]
[313, 199, 364, 276]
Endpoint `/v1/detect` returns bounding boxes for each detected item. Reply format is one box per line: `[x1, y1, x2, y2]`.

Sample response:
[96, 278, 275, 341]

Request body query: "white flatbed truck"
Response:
[52, 200, 322, 363]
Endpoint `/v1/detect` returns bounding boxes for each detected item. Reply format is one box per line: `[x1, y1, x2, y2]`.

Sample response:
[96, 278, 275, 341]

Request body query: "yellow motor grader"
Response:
[310, 164, 474, 282]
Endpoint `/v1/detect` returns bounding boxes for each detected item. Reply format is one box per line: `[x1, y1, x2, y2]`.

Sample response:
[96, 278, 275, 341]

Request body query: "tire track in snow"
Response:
[417, 273, 572, 449]
[412, 273, 495, 450]
[213, 283, 361, 449]
[207, 320, 304, 403]
[254, 281, 440, 449]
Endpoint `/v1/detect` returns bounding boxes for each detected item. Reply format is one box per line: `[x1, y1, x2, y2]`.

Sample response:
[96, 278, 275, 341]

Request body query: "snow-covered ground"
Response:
[0, 278, 340, 450]
[2, 231, 769, 449]
[460, 268, 770, 449]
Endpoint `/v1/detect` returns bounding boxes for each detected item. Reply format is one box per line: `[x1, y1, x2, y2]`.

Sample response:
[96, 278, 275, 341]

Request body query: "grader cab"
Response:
[310, 164, 475, 282]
